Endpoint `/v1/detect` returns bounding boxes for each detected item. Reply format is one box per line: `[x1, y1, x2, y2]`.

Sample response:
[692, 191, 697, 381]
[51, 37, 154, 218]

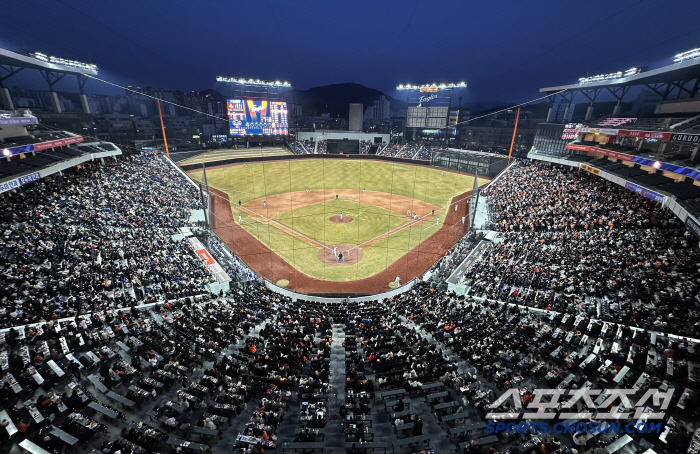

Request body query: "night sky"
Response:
[4, 0, 700, 104]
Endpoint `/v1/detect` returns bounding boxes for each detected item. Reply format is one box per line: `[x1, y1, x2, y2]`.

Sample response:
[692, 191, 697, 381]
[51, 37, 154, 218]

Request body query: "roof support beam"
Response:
[606, 86, 631, 101]
[643, 83, 665, 98]
[39, 70, 67, 91]
[76, 74, 89, 94]
[671, 78, 696, 98]
[690, 78, 700, 99]
[579, 88, 602, 103]
[0, 65, 24, 88]
[557, 91, 575, 104]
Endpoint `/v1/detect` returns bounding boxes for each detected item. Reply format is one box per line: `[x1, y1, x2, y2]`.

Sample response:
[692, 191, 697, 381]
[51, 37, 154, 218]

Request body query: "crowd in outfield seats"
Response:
[288, 141, 310, 154]
[360, 141, 371, 154]
[379, 143, 428, 159]
[289, 141, 430, 159]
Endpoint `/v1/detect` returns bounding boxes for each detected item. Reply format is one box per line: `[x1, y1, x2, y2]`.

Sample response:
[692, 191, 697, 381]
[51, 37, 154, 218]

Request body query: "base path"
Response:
[242, 189, 440, 220]
[209, 186, 473, 294]
[237, 189, 441, 251]
[317, 244, 361, 265]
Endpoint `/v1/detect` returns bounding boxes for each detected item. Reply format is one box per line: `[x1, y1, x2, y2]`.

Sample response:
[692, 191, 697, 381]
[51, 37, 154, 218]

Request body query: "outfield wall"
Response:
[178, 153, 434, 173]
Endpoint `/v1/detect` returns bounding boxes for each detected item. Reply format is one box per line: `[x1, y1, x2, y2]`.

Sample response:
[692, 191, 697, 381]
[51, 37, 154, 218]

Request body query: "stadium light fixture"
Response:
[29, 51, 97, 72]
[673, 47, 700, 63]
[2, 149, 10, 157]
[216, 76, 291, 87]
[396, 82, 467, 90]
[578, 68, 643, 84]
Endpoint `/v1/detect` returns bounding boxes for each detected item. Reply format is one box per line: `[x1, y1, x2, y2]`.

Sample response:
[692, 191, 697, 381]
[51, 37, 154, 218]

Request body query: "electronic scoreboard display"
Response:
[227, 99, 288, 136]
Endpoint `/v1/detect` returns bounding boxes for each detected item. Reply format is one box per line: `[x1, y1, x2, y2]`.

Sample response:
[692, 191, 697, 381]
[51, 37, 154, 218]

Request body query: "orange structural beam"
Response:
[508, 107, 520, 160]
[157, 99, 170, 158]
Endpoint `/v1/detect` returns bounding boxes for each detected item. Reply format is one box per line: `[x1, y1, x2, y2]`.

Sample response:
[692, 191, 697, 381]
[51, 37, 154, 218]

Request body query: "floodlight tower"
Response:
[215, 77, 291, 103]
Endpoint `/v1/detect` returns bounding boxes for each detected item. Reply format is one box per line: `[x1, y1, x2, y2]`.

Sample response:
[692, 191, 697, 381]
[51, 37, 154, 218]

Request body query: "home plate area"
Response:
[317, 244, 362, 265]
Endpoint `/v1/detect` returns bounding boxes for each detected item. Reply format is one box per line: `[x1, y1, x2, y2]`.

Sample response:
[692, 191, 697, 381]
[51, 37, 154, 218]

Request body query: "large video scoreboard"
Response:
[406, 89, 451, 129]
[227, 99, 288, 136]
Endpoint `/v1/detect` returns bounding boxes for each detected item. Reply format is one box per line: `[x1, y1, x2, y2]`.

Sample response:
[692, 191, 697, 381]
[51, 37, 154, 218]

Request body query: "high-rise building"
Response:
[349, 103, 363, 131]
[373, 96, 390, 120]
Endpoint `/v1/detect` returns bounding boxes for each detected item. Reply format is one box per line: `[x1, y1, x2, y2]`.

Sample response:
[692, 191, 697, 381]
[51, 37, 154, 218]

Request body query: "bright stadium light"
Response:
[216, 76, 291, 87]
[673, 47, 700, 63]
[29, 51, 98, 72]
[577, 68, 643, 84]
[396, 82, 467, 90]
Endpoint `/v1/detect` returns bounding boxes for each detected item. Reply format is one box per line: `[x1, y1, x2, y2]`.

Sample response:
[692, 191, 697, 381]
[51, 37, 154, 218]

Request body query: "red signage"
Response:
[34, 136, 84, 151]
[566, 144, 591, 151]
[617, 130, 672, 140]
[602, 150, 634, 161]
[196, 249, 215, 266]
[565, 144, 633, 161]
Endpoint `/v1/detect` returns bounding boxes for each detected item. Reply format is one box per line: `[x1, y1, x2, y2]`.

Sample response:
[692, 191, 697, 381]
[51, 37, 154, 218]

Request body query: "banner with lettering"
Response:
[580, 164, 600, 175]
[617, 130, 672, 140]
[34, 136, 84, 151]
[624, 182, 665, 204]
[685, 216, 700, 240]
[0, 171, 41, 194]
[670, 133, 700, 143]
[0, 117, 36, 126]
[565, 144, 633, 161]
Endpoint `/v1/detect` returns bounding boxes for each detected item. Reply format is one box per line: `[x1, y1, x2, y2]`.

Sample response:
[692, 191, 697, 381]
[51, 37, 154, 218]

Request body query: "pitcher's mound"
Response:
[330, 215, 353, 223]
[318, 244, 362, 265]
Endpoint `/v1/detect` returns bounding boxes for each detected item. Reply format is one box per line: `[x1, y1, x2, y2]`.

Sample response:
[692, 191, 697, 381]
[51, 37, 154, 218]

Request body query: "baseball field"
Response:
[187, 158, 487, 293]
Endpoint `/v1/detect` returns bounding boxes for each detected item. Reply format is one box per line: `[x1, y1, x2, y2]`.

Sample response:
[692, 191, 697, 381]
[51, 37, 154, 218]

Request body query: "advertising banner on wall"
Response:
[34, 136, 84, 151]
[685, 216, 700, 240]
[0, 117, 36, 126]
[0, 171, 41, 194]
[631, 157, 700, 180]
[625, 182, 665, 204]
[580, 164, 600, 175]
[579, 127, 620, 135]
[670, 133, 700, 143]
[566, 144, 633, 161]
[618, 130, 672, 140]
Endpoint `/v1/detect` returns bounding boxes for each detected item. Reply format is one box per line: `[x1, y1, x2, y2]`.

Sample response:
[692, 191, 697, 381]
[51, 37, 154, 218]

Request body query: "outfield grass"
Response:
[190, 159, 485, 282]
[194, 159, 476, 207]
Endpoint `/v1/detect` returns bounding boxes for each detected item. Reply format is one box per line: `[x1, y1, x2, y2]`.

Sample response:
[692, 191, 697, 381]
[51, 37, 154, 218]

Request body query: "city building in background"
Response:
[349, 103, 363, 131]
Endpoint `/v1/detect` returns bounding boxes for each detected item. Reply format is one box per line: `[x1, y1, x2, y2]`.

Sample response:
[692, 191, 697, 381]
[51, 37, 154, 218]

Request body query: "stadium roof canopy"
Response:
[540, 57, 700, 99]
[0, 47, 98, 77]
